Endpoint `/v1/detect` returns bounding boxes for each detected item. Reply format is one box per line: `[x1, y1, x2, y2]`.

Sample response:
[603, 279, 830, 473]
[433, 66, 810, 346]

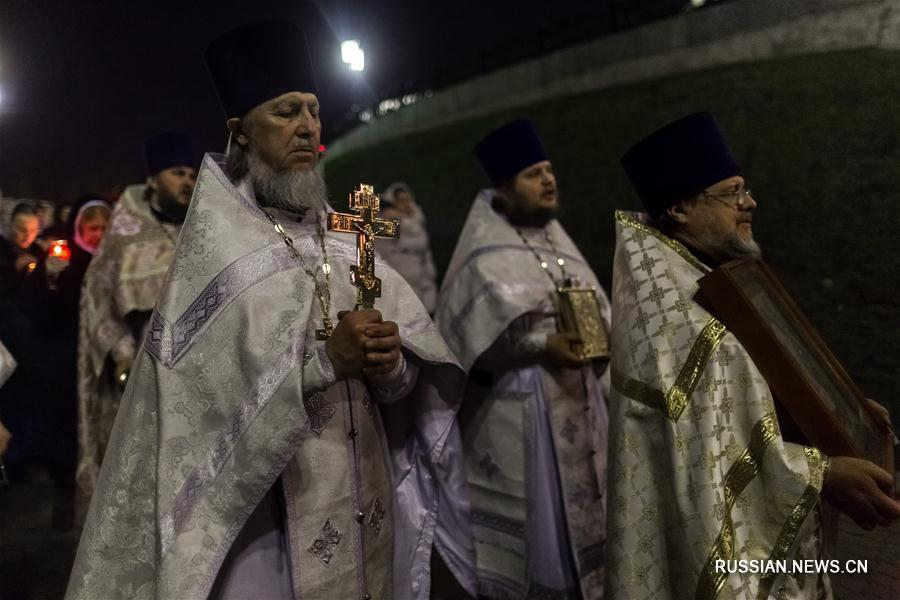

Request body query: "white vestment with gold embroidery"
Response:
[606, 211, 831, 600]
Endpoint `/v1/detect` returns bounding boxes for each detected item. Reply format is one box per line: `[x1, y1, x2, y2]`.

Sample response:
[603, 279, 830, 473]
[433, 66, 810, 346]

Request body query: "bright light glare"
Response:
[690, 0, 707, 7]
[341, 40, 360, 63]
[341, 40, 365, 72]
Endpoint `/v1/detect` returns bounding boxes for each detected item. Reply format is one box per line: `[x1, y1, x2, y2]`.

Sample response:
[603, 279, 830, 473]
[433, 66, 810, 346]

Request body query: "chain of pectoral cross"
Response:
[515, 227, 571, 288]
[261, 184, 398, 340]
[262, 208, 335, 339]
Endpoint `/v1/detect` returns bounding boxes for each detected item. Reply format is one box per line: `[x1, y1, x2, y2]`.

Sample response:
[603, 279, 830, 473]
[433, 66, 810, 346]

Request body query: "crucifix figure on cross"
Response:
[327, 183, 400, 310]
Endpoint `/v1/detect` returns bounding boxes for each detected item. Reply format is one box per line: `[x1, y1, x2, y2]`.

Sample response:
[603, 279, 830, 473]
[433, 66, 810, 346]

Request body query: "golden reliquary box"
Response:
[555, 286, 609, 360]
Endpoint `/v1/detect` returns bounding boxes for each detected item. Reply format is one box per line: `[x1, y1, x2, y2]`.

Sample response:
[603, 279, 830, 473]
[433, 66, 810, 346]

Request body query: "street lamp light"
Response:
[341, 40, 365, 72]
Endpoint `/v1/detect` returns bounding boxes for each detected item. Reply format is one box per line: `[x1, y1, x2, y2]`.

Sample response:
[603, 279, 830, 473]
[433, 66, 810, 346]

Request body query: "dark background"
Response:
[324, 48, 900, 427]
[1, 0, 894, 437]
[0, 3, 897, 599]
[0, 0, 700, 201]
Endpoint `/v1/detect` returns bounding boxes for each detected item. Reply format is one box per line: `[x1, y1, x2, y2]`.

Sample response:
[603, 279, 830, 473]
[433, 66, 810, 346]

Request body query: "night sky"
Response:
[0, 1, 693, 201]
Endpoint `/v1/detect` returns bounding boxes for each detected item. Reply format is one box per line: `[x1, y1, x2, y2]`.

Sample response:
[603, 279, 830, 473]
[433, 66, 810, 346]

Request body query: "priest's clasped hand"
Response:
[823, 399, 900, 531]
[546, 332, 589, 369]
[823, 456, 900, 530]
[326, 309, 402, 381]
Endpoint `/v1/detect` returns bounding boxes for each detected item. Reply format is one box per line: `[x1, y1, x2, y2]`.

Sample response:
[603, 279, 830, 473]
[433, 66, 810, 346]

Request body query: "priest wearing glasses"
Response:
[606, 112, 899, 599]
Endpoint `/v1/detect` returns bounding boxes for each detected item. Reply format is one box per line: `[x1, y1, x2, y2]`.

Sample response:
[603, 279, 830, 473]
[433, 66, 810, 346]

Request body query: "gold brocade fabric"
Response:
[605, 212, 830, 600]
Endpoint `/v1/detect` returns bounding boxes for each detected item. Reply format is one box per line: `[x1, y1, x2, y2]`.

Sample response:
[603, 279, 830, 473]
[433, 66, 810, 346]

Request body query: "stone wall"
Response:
[324, 0, 899, 163]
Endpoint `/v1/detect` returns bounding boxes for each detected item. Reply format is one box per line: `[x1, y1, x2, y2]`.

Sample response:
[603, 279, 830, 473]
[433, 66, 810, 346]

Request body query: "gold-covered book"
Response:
[555, 286, 609, 360]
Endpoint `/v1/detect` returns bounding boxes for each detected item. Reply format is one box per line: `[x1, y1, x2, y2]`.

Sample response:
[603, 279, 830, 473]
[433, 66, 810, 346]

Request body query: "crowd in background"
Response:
[0, 193, 122, 529]
[0, 179, 438, 533]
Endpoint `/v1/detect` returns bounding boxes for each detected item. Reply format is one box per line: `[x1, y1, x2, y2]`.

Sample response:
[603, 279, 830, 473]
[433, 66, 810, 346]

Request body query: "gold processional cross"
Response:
[327, 184, 399, 314]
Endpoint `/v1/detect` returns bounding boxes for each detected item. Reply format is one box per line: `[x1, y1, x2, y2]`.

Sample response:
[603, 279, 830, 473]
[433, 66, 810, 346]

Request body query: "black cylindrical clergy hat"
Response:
[204, 20, 318, 118]
[620, 112, 742, 218]
[144, 132, 195, 176]
[474, 119, 549, 185]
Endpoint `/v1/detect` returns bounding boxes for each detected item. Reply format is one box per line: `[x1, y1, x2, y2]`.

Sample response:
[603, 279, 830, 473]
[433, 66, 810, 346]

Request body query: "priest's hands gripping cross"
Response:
[324, 183, 402, 381]
[326, 309, 402, 381]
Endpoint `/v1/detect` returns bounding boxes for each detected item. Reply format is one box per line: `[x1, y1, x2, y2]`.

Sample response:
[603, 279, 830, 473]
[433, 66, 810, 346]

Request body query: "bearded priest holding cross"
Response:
[67, 20, 476, 600]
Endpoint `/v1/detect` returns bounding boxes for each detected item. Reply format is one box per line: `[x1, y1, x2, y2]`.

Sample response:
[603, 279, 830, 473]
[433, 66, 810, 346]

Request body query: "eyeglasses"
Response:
[702, 186, 753, 209]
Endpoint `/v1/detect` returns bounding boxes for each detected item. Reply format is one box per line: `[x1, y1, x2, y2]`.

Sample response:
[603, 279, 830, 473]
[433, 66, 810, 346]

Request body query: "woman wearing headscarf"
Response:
[45, 196, 110, 530]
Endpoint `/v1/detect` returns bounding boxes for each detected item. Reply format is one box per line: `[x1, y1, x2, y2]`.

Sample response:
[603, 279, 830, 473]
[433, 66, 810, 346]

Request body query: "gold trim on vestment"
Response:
[610, 368, 667, 412]
[755, 447, 827, 599]
[667, 319, 728, 421]
[611, 318, 728, 421]
[694, 412, 779, 600]
[614, 210, 711, 274]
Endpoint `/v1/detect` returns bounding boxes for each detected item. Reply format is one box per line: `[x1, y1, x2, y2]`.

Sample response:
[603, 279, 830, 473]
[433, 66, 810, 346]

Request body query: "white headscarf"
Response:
[73, 199, 111, 254]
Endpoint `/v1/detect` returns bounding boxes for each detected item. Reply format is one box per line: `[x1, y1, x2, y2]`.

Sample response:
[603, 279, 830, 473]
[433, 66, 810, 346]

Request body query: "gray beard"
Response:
[721, 231, 762, 261]
[248, 151, 328, 214]
[699, 226, 761, 262]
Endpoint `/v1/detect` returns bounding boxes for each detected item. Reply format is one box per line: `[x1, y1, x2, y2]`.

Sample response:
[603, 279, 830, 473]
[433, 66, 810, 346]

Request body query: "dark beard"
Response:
[492, 195, 558, 228]
[248, 151, 328, 214]
[512, 205, 557, 228]
[150, 190, 189, 223]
